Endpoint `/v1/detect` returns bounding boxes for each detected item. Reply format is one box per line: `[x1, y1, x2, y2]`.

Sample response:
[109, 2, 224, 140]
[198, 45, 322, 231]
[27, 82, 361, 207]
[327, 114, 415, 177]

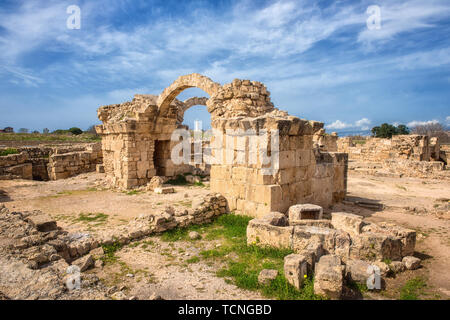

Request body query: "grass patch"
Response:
[75, 212, 108, 223]
[399, 277, 427, 300]
[156, 213, 323, 299]
[0, 132, 100, 142]
[166, 174, 188, 185]
[396, 185, 407, 191]
[0, 148, 20, 156]
[194, 181, 205, 187]
[101, 241, 123, 264]
[123, 190, 141, 195]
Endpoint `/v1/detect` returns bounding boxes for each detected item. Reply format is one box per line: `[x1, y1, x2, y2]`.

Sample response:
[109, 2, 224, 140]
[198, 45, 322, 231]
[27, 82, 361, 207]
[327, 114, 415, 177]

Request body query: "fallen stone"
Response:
[147, 176, 164, 191]
[345, 259, 371, 284]
[372, 261, 390, 277]
[258, 269, 278, 285]
[284, 254, 308, 290]
[72, 254, 94, 272]
[89, 247, 104, 259]
[314, 255, 343, 299]
[154, 187, 174, 194]
[331, 212, 363, 235]
[188, 231, 202, 240]
[26, 214, 57, 232]
[390, 261, 405, 273]
[402, 256, 421, 270]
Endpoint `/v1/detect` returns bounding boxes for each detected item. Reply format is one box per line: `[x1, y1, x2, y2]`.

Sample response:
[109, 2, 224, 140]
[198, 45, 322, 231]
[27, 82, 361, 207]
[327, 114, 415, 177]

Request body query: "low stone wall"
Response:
[0, 143, 102, 181]
[0, 193, 227, 268]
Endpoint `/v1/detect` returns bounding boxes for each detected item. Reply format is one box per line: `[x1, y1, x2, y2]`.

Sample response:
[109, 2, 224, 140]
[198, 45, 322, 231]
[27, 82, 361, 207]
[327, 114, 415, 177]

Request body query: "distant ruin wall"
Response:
[0, 143, 103, 181]
[337, 135, 447, 178]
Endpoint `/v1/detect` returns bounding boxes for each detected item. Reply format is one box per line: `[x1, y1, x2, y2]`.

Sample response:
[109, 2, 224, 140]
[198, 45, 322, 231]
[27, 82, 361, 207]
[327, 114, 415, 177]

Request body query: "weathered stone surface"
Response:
[247, 219, 293, 249]
[72, 254, 94, 272]
[188, 231, 201, 240]
[146, 176, 164, 191]
[402, 256, 421, 270]
[26, 214, 57, 232]
[261, 212, 288, 226]
[331, 212, 363, 235]
[154, 187, 174, 194]
[345, 259, 371, 284]
[390, 261, 405, 273]
[288, 204, 323, 222]
[258, 269, 278, 285]
[284, 254, 308, 290]
[314, 255, 343, 299]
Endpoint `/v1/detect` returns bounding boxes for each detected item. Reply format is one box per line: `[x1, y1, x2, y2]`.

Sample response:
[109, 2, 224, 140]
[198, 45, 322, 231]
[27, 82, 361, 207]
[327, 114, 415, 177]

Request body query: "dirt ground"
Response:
[0, 171, 449, 300]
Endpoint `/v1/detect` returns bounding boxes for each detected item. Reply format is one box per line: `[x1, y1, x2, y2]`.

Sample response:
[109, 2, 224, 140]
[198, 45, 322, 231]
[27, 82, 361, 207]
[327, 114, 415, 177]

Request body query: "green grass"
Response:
[123, 190, 141, 195]
[160, 213, 323, 300]
[0, 148, 20, 156]
[101, 241, 123, 264]
[194, 181, 205, 187]
[399, 277, 427, 300]
[75, 212, 108, 223]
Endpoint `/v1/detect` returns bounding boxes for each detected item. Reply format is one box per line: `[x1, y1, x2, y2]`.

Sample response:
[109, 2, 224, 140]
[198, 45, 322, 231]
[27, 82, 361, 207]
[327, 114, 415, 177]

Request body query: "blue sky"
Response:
[0, 0, 449, 134]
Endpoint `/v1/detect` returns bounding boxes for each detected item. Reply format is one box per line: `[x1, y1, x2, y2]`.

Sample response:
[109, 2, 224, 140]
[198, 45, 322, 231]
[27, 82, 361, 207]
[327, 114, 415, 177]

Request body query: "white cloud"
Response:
[326, 118, 372, 131]
[407, 119, 440, 127]
[354, 118, 371, 130]
[446, 116, 450, 124]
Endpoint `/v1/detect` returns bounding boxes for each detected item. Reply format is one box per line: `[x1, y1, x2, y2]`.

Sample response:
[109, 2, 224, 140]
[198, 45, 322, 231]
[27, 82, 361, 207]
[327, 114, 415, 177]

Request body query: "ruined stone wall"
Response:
[208, 116, 347, 216]
[337, 135, 446, 178]
[96, 74, 348, 217]
[0, 143, 102, 181]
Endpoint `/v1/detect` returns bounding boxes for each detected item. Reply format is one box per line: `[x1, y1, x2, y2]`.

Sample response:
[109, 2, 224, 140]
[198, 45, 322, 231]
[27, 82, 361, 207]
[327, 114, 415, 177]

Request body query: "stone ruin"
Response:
[337, 135, 448, 179]
[96, 73, 348, 217]
[0, 143, 102, 181]
[247, 205, 420, 299]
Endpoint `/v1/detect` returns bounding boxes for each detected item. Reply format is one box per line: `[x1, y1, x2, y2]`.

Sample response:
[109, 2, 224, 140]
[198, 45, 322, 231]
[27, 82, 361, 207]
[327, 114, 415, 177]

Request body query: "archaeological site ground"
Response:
[1, 74, 449, 301]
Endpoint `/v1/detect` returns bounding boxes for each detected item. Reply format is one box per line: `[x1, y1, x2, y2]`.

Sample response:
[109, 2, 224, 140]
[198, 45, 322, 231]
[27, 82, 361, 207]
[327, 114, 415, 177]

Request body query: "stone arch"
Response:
[176, 97, 209, 123]
[157, 73, 221, 117]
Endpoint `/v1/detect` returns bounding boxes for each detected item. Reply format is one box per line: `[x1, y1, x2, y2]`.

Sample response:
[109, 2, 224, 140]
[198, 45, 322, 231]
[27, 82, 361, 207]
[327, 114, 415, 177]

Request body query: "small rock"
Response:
[26, 214, 57, 232]
[149, 293, 163, 300]
[111, 291, 127, 300]
[258, 269, 278, 285]
[402, 256, 421, 270]
[94, 259, 104, 268]
[89, 247, 104, 259]
[154, 187, 174, 194]
[390, 261, 405, 273]
[126, 273, 134, 278]
[184, 193, 189, 198]
[188, 231, 201, 240]
[373, 261, 390, 277]
[129, 296, 138, 300]
[72, 254, 94, 272]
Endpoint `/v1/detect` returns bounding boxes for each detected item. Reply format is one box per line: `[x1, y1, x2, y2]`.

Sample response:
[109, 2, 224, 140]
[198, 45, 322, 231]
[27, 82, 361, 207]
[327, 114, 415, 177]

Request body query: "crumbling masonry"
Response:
[96, 74, 348, 217]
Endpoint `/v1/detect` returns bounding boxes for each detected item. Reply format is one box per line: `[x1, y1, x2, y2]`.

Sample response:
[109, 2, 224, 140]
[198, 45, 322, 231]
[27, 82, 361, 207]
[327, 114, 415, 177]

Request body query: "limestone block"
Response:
[284, 254, 308, 290]
[314, 255, 343, 299]
[291, 225, 335, 253]
[345, 259, 372, 284]
[154, 187, 174, 194]
[288, 204, 323, 222]
[246, 219, 293, 249]
[402, 256, 421, 270]
[261, 212, 288, 226]
[331, 212, 364, 235]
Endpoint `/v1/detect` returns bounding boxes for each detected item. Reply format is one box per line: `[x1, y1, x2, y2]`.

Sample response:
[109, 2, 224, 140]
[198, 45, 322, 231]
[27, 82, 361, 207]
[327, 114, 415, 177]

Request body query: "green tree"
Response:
[68, 127, 83, 135]
[43, 128, 49, 134]
[371, 123, 409, 138]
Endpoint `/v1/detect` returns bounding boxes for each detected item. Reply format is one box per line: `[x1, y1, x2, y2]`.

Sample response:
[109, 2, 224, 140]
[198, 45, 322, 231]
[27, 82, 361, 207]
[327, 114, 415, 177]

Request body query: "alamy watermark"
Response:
[170, 121, 279, 175]
[66, 5, 81, 29]
[366, 5, 381, 30]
